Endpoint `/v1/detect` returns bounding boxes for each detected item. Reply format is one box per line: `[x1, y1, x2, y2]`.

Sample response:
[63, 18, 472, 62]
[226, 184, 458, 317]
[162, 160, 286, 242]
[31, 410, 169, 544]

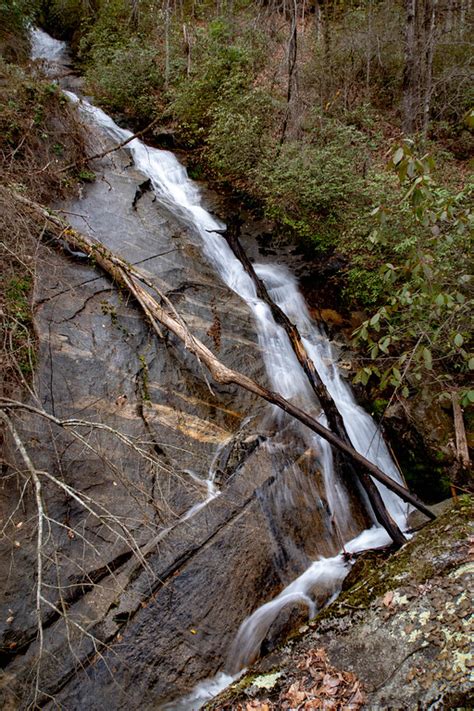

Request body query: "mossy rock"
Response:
[208, 497, 473, 710]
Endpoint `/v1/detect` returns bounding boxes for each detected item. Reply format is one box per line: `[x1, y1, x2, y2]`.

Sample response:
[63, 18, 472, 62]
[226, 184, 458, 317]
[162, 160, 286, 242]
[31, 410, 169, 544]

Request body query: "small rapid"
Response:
[30, 27, 68, 62]
[31, 27, 410, 708]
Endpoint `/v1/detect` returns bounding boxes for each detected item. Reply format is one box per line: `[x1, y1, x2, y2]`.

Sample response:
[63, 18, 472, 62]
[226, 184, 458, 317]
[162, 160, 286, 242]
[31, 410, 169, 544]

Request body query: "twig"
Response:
[59, 114, 162, 173]
[368, 644, 428, 693]
[0, 411, 45, 705]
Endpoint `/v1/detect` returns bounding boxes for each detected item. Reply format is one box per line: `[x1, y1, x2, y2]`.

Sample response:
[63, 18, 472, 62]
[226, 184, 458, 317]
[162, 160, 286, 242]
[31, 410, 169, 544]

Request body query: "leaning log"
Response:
[11, 191, 436, 523]
[221, 218, 406, 546]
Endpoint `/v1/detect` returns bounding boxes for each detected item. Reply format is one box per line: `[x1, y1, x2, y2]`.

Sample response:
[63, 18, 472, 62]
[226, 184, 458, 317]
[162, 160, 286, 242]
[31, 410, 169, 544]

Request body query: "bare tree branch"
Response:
[0, 410, 45, 705]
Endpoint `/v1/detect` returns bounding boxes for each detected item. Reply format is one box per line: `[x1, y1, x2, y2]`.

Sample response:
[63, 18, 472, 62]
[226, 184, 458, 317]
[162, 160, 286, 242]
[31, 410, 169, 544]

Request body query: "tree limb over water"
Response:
[11, 190, 436, 532]
[221, 218, 406, 546]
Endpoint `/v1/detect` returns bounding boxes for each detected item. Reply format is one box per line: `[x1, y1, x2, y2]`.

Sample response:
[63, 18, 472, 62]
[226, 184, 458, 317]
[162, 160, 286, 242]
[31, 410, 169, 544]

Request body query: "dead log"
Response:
[221, 218, 406, 546]
[451, 392, 471, 497]
[12, 191, 436, 524]
[452, 392, 470, 469]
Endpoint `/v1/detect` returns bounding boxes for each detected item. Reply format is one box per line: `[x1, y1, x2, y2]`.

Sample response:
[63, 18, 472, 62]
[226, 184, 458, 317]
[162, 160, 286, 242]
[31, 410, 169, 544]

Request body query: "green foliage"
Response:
[258, 119, 371, 250]
[77, 168, 95, 182]
[78, 0, 138, 57]
[3, 272, 36, 377]
[86, 37, 162, 120]
[0, 0, 34, 61]
[206, 87, 276, 183]
[138, 353, 151, 403]
[461, 389, 474, 408]
[353, 141, 473, 397]
[6, 274, 32, 324]
[345, 265, 386, 307]
[169, 21, 261, 145]
[67, 0, 168, 121]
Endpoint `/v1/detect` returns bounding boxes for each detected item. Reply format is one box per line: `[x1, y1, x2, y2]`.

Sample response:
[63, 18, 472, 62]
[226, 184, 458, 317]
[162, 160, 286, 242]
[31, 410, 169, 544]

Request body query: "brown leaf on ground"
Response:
[216, 648, 364, 711]
[348, 684, 366, 706]
[244, 700, 271, 710]
[281, 647, 365, 710]
[383, 591, 394, 607]
[282, 680, 307, 705]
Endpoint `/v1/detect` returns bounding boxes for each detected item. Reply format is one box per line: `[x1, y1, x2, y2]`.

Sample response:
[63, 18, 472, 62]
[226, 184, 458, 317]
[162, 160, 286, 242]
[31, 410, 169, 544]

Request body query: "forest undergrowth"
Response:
[1, 0, 472, 495]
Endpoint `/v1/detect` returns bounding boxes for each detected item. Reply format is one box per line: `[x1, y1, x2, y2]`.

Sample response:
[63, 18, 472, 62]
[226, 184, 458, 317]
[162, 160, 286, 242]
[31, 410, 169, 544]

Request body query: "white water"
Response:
[228, 520, 397, 674]
[30, 27, 70, 64]
[161, 672, 240, 711]
[61, 95, 407, 524]
[31, 28, 410, 709]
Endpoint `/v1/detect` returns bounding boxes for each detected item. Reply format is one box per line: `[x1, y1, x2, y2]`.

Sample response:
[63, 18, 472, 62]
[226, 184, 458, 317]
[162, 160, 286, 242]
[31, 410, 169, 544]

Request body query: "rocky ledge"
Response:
[208, 496, 473, 710]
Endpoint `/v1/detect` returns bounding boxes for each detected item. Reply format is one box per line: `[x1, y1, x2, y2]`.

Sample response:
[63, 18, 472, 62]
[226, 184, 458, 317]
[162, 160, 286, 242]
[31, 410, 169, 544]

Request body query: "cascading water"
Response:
[30, 27, 68, 62]
[31, 28, 410, 709]
[60, 92, 407, 517]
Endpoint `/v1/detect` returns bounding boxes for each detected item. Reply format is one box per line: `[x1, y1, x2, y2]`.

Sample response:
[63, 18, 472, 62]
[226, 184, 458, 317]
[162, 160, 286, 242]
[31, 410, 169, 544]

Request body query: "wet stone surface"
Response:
[0, 148, 367, 709]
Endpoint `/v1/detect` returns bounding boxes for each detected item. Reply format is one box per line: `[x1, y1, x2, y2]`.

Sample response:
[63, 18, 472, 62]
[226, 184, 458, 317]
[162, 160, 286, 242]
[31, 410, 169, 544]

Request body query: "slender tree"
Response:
[280, 0, 299, 144]
[403, 0, 417, 134]
[422, 0, 437, 137]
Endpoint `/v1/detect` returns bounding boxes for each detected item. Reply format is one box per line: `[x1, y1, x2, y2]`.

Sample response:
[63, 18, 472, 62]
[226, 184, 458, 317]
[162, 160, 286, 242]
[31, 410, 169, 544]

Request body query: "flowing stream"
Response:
[31, 28, 409, 709]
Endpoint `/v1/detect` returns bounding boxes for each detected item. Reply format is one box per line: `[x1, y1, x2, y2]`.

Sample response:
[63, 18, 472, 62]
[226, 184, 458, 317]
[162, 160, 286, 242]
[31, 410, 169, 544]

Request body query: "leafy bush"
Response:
[168, 19, 264, 145]
[353, 142, 473, 398]
[257, 119, 371, 250]
[345, 265, 386, 307]
[86, 37, 162, 120]
[206, 87, 277, 184]
[78, 0, 136, 58]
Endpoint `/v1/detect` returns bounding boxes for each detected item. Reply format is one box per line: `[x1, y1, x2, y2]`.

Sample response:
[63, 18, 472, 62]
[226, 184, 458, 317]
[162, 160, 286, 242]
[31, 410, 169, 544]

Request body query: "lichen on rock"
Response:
[208, 496, 473, 710]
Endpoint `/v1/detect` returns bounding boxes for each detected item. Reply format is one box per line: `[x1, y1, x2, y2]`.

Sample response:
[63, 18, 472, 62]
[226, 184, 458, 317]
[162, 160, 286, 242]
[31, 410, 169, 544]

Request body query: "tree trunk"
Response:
[422, 0, 437, 138]
[322, 0, 332, 108]
[403, 0, 417, 134]
[130, 0, 139, 29]
[366, 0, 372, 93]
[315, 0, 322, 42]
[452, 393, 470, 469]
[164, 0, 171, 89]
[183, 23, 191, 76]
[280, 0, 299, 145]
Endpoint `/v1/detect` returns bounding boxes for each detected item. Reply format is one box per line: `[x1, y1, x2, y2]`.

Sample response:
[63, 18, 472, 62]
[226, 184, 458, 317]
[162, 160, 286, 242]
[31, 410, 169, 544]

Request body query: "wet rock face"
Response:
[0, 150, 368, 708]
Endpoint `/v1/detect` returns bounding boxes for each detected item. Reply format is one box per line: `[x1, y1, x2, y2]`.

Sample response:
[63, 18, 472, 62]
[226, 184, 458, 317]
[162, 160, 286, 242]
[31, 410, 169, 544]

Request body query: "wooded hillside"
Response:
[2, 0, 473, 496]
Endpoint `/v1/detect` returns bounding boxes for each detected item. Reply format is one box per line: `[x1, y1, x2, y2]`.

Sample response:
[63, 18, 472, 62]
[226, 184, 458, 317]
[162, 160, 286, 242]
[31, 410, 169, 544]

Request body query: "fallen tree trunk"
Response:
[452, 392, 470, 470]
[221, 219, 406, 546]
[12, 190, 435, 524]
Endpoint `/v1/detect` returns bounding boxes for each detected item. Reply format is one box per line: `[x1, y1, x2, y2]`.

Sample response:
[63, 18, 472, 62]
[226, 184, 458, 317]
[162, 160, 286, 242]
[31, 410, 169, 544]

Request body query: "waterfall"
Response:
[31, 28, 410, 709]
[61, 90, 407, 520]
[30, 27, 68, 62]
